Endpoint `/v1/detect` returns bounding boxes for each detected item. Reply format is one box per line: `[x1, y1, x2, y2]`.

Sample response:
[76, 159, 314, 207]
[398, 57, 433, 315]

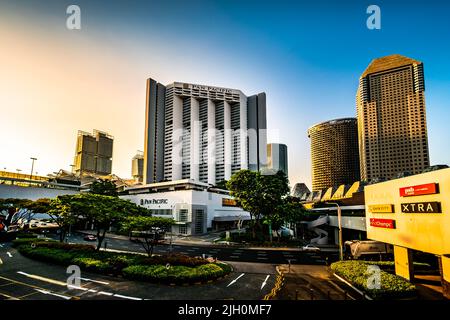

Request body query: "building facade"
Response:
[357, 54, 430, 182]
[131, 151, 144, 183]
[308, 118, 360, 191]
[266, 143, 288, 176]
[121, 180, 251, 235]
[73, 130, 113, 176]
[143, 78, 267, 185]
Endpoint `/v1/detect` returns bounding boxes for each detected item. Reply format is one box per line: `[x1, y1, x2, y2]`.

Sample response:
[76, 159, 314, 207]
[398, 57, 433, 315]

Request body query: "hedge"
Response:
[15, 242, 231, 284]
[331, 260, 416, 300]
[122, 263, 229, 284]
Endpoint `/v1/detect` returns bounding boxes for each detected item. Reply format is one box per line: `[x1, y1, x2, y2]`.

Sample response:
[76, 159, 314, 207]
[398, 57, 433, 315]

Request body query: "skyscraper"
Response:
[266, 143, 288, 176]
[144, 78, 267, 185]
[73, 130, 113, 176]
[357, 54, 430, 182]
[131, 151, 144, 182]
[308, 118, 360, 191]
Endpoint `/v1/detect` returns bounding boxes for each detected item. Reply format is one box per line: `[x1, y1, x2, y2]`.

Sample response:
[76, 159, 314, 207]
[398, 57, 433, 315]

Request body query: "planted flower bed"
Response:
[330, 260, 417, 300]
[14, 239, 231, 284]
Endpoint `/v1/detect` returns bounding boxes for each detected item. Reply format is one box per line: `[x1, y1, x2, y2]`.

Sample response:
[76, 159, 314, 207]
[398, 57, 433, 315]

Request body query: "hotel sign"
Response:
[191, 84, 235, 94]
[140, 199, 168, 205]
[399, 183, 438, 197]
[401, 202, 442, 214]
[370, 218, 396, 229]
[222, 198, 238, 207]
[369, 204, 395, 213]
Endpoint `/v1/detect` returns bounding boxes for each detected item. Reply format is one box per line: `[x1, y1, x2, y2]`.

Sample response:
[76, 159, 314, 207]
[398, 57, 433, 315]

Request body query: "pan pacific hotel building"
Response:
[122, 78, 268, 235]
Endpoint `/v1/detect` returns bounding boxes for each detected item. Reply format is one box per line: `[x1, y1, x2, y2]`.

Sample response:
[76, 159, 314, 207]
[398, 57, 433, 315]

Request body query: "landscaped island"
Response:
[13, 238, 232, 285]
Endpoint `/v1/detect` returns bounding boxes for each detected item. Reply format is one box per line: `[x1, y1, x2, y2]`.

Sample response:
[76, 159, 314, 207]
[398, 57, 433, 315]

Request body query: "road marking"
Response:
[6, 252, 12, 258]
[77, 277, 109, 285]
[0, 291, 20, 300]
[113, 294, 142, 300]
[0, 244, 4, 247]
[34, 289, 72, 300]
[17, 271, 67, 286]
[0, 258, 3, 265]
[260, 275, 270, 290]
[227, 273, 245, 287]
[257, 257, 268, 260]
[98, 291, 114, 296]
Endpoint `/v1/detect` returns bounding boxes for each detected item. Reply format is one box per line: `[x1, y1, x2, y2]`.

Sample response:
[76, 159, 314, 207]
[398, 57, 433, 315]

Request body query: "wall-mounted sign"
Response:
[369, 204, 395, 213]
[399, 183, 439, 197]
[370, 218, 396, 229]
[401, 202, 442, 214]
[140, 199, 168, 205]
[222, 198, 238, 207]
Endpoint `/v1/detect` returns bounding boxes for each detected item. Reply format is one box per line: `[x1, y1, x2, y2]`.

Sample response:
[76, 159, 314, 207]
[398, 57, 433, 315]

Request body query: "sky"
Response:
[0, 0, 449, 189]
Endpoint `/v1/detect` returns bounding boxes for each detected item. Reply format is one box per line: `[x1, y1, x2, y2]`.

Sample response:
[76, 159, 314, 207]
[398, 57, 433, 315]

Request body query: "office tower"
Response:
[143, 78, 267, 185]
[73, 130, 113, 176]
[132, 151, 144, 182]
[308, 118, 360, 191]
[357, 54, 430, 182]
[266, 143, 288, 176]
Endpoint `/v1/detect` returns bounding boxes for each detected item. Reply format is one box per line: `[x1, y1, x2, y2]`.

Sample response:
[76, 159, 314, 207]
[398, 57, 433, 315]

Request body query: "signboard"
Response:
[370, 218, 396, 229]
[401, 202, 442, 214]
[222, 198, 238, 207]
[369, 204, 395, 213]
[399, 183, 438, 197]
[140, 199, 168, 205]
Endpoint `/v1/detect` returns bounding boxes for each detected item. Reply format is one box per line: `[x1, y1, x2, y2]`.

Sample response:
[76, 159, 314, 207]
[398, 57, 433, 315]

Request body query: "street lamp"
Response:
[30, 157, 37, 180]
[326, 202, 343, 261]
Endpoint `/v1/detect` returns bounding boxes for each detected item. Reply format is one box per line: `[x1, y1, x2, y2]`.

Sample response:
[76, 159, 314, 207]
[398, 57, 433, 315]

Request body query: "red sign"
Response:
[370, 218, 396, 229]
[399, 183, 438, 197]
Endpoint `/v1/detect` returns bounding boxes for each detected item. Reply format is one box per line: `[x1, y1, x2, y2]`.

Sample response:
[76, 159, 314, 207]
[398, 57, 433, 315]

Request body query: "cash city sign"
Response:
[401, 202, 442, 214]
[369, 204, 395, 213]
[399, 183, 438, 197]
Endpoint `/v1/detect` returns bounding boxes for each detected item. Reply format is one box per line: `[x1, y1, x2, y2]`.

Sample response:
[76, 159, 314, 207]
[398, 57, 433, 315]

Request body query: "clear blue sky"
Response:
[1, 0, 449, 188]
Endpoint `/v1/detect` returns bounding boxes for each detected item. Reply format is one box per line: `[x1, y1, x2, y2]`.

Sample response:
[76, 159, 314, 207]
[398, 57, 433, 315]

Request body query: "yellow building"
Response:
[365, 168, 450, 298]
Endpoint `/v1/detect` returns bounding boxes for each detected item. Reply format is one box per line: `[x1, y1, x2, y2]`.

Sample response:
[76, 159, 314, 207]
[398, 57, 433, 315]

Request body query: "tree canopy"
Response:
[89, 179, 118, 197]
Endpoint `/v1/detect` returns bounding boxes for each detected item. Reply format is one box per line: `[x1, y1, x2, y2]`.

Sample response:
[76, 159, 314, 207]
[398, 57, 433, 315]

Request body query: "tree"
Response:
[215, 180, 228, 190]
[48, 195, 79, 242]
[0, 198, 33, 226]
[49, 193, 150, 249]
[226, 170, 290, 240]
[120, 216, 175, 256]
[90, 179, 118, 197]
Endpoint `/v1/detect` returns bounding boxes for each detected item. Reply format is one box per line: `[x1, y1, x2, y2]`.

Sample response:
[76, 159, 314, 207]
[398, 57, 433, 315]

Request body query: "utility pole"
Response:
[326, 202, 343, 261]
[30, 157, 37, 181]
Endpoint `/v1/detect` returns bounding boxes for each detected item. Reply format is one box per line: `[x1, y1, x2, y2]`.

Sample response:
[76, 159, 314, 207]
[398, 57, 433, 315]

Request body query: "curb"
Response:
[332, 273, 373, 300]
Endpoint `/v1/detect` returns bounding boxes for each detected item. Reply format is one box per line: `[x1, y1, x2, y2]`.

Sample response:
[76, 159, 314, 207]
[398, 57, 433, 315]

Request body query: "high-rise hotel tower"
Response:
[143, 78, 267, 185]
[357, 54, 430, 182]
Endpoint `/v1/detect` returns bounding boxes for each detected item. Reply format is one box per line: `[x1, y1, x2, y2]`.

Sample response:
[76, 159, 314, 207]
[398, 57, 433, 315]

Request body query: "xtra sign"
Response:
[401, 202, 442, 214]
[370, 218, 396, 229]
[399, 183, 438, 197]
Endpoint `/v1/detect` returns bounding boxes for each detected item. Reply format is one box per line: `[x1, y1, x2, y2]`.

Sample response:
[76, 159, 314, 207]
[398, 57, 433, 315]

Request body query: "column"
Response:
[207, 99, 216, 185]
[393, 245, 414, 281]
[240, 96, 248, 170]
[224, 101, 232, 180]
[172, 95, 183, 180]
[190, 97, 200, 181]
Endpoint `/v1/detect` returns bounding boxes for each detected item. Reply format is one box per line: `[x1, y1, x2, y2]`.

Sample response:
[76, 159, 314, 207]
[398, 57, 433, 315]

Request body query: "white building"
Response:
[144, 79, 267, 185]
[121, 180, 251, 235]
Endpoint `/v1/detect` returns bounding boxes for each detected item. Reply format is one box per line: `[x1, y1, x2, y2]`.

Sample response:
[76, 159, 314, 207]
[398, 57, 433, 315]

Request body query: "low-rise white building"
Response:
[121, 179, 251, 235]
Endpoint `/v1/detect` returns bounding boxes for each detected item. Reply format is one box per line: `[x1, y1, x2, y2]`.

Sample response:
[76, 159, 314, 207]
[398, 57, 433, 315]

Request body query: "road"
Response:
[0, 242, 277, 300]
[61, 232, 339, 265]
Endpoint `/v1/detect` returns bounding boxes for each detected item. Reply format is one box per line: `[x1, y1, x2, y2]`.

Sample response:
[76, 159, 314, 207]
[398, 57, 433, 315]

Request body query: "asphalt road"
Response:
[0, 242, 277, 300]
[62, 233, 339, 265]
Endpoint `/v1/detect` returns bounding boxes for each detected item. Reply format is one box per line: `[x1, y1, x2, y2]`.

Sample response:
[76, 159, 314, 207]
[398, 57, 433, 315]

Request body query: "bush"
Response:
[72, 257, 112, 273]
[11, 238, 56, 247]
[122, 262, 229, 284]
[16, 232, 39, 239]
[331, 260, 416, 300]
[34, 241, 95, 252]
[140, 253, 208, 267]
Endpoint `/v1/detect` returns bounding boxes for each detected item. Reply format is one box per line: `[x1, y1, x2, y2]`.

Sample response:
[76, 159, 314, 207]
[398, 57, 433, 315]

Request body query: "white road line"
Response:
[98, 291, 114, 296]
[6, 252, 12, 258]
[113, 294, 142, 300]
[227, 273, 245, 287]
[0, 244, 4, 247]
[34, 289, 72, 300]
[260, 275, 270, 290]
[17, 271, 67, 286]
[0, 258, 3, 265]
[77, 277, 109, 285]
[257, 257, 268, 260]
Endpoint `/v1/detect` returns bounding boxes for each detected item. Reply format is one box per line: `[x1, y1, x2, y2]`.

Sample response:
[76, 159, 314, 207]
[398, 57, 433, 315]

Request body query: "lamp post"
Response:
[326, 202, 343, 261]
[30, 157, 37, 180]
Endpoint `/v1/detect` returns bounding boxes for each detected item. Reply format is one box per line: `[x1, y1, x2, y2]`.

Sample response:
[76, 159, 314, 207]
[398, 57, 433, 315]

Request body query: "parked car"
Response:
[83, 234, 97, 241]
[302, 244, 321, 252]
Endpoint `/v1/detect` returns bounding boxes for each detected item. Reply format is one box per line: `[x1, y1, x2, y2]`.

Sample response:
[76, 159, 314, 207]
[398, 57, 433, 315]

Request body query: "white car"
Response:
[302, 244, 321, 252]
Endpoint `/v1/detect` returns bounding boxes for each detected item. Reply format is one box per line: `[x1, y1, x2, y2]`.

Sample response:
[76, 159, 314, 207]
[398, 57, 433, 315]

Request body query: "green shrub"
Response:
[16, 232, 39, 239]
[72, 257, 111, 273]
[11, 238, 56, 247]
[331, 260, 416, 299]
[35, 241, 95, 252]
[140, 253, 208, 267]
